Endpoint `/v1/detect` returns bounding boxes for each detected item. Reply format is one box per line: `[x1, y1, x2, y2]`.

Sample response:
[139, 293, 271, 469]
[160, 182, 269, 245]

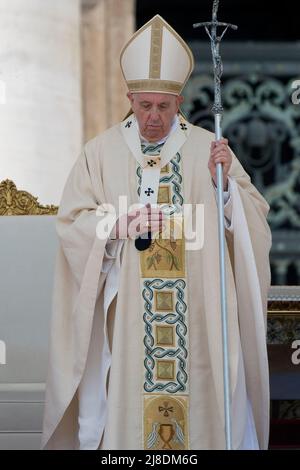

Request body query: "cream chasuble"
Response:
[41, 117, 271, 450]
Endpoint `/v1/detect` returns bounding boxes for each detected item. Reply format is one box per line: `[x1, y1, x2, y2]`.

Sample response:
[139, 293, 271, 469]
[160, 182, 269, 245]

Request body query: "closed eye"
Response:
[140, 102, 152, 110]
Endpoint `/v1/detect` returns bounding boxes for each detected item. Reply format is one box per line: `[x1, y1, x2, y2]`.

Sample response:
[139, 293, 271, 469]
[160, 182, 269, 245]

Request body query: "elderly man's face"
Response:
[127, 92, 184, 142]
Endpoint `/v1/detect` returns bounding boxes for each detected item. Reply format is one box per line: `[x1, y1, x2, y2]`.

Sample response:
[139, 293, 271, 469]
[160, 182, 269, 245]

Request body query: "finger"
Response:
[144, 203, 152, 217]
[150, 213, 165, 223]
[215, 158, 229, 166]
[151, 222, 165, 233]
[149, 209, 164, 217]
[150, 212, 165, 221]
[211, 144, 228, 154]
[139, 222, 161, 235]
[139, 206, 160, 218]
[215, 138, 228, 146]
[144, 204, 162, 213]
[127, 207, 140, 217]
[211, 149, 231, 159]
[140, 212, 164, 224]
[214, 155, 231, 163]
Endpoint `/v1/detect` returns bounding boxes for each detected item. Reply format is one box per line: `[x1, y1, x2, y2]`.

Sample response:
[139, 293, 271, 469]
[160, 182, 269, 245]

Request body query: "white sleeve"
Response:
[223, 180, 233, 231]
[101, 238, 123, 274]
[212, 178, 233, 231]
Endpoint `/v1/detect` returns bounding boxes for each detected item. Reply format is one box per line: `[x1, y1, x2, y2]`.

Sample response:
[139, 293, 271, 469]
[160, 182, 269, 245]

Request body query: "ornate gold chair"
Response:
[0, 180, 58, 449]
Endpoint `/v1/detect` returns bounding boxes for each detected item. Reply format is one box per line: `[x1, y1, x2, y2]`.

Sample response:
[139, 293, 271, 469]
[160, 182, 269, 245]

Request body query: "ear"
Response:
[177, 95, 184, 107]
[127, 92, 134, 104]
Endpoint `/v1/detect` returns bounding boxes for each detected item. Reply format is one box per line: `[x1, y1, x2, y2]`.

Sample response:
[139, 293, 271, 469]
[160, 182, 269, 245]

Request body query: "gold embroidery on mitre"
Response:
[127, 79, 182, 94]
[144, 395, 189, 450]
[150, 16, 163, 79]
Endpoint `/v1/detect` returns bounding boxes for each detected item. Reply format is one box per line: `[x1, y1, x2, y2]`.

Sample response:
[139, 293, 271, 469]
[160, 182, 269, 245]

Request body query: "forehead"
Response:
[133, 92, 177, 104]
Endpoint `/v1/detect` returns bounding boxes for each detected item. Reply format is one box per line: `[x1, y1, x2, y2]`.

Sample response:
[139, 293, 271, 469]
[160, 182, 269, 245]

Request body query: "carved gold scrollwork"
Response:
[267, 289, 300, 343]
[268, 300, 300, 314]
[0, 179, 58, 215]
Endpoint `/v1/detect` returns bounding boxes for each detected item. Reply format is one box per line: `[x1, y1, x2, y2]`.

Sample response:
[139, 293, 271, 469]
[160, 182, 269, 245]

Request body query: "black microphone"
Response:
[135, 232, 152, 251]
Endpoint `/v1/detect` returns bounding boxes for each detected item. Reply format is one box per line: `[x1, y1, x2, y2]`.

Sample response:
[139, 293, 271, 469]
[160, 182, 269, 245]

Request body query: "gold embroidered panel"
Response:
[144, 395, 189, 450]
[137, 148, 189, 450]
[140, 232, 185, 279]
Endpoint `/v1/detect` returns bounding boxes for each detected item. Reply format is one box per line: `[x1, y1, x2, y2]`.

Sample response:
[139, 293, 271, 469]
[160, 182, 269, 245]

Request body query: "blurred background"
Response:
[0, 0, 299, 450]
[137, 0, 300, 287]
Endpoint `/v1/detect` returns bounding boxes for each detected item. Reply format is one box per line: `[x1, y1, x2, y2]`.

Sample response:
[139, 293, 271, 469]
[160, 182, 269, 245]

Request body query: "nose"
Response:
[149, 107, 160, 122]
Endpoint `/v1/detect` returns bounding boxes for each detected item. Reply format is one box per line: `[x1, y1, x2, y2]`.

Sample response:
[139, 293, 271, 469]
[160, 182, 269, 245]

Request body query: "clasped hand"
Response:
[208, 138, 232, 190]
[110, 204, 165, 239]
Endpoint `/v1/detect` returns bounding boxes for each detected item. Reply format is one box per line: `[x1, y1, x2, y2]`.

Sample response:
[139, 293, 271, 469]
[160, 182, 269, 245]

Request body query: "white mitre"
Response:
[120, 14, 194, 95]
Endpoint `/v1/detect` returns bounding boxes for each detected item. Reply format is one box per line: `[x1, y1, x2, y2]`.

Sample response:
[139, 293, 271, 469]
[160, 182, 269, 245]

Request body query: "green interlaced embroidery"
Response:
[136, 141, 188, 394]
[143, 279, 188, 393]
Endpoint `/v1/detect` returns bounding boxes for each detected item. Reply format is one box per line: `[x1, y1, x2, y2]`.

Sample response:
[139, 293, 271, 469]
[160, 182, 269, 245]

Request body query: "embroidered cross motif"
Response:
[180, 123, 187, 131]
[145, 187, 154, 197]
[125, 121, 132, 128]
[147, 159, 157, 167]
